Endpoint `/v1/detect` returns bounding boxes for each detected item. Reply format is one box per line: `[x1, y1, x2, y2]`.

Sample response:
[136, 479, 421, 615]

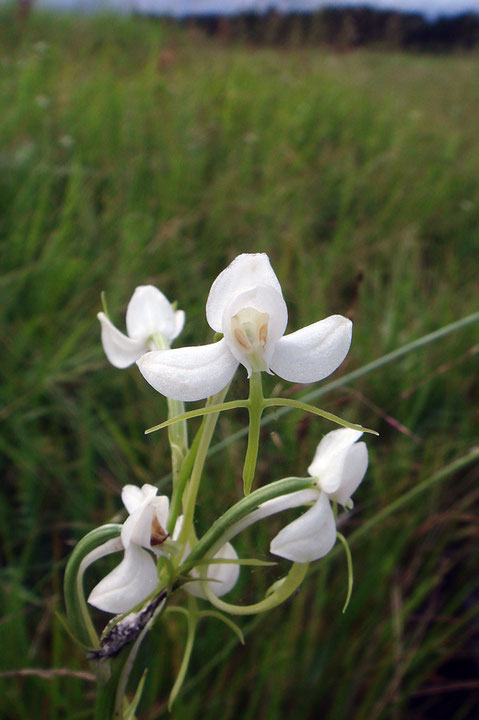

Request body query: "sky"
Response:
[37, 0, 479, 19]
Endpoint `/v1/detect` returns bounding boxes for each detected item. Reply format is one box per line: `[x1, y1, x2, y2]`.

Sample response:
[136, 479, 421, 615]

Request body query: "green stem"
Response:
[197, 611, 244, 644]
[167, 426, 203, 536]
[180, 477, 315, 576]
[336, 531, 353, 613]
[201, 562, 309, 616]
[151, 333, 188, 481]
[168, 598, 198, 709]
[145, 400, 248, 435]
[178, 386, 230, 548]
[243, 372, 264, 495]
[263, 397, 378, 435]
[94, 659, 125, 720]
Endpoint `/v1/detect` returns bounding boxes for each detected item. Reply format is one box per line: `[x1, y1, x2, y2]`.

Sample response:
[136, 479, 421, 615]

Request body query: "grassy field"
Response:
[0, 9, 478, 720]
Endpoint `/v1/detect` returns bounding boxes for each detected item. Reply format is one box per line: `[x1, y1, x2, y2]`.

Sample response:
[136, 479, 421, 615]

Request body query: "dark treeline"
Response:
[179, 8, 479, 51]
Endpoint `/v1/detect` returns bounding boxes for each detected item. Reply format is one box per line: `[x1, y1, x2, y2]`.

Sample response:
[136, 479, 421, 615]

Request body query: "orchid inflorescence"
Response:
[64, 253, 375, 718]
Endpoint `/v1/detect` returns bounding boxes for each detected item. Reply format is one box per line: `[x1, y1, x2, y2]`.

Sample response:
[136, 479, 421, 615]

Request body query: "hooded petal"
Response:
[206, 254, 283, 333]
[87, 544, 158, 614]
[184, 542, 240, 599]
[137, 339, 238, 401]
[269, 315, 352, 384]
[222, 285, 288, 375]
[270, 491, 336, 562]
[308, 428, 364, 495]
[126, 285, 178, 341]
[327, 442, 368, 506]
[98, 312, 146, 368]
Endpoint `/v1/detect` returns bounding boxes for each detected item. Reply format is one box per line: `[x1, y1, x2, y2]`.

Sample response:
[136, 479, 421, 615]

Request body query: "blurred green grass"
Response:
[0, 9, 478, 720]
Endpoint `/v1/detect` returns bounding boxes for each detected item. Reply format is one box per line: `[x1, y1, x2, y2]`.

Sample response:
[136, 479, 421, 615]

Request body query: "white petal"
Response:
[222, 285, 288, 375]
[184, 542, 240, 599]
[173, 310, 186, 340]
[122, 503, 154, 550]
[121, 484, 159, 549]
[87, 544, 158, 614]
[98, 312, 146, 368]
[137, 339, 238, 401]
[121, 484, 147, 515]
[328, 442, 368, 506]
[152, 495, 170, 532]
[126, 286, 178, 341]
[206, 254, 283, 333]
[308, 428, 363, 494]
[270, 492, 336, 562]
[270, 315, 352, 384]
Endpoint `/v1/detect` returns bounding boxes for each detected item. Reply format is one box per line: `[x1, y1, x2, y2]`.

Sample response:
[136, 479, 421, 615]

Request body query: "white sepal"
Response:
[137, 339, 238, 401]
[97, 312, 146, 368]
[270, 314, 352, 384]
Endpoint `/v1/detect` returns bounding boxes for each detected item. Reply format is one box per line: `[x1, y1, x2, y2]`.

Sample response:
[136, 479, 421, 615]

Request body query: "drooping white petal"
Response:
[269, 315, 352, 384]
[126, 286, 178, 341]
[222, 285, 288, 375]
[173, 310, 186, 340]
[308, 428, 364, 495]
[327, 442, 368, 506]
[184, 542, 240, 599]
[206, 254, 283, 333]
[137, 339, 238, 401]
[270, 492, 336, 562]
[97, 312, 146, 368]
[87, 544, 158, 614]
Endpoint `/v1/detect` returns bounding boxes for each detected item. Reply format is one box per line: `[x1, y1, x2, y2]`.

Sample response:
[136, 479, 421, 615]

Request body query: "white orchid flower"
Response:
[137, 253, 352, 401]
[98, 285, 185, 368]
[87, 484, 170, 614]
[173, 515, 240, 600]
[269, 428, 368, 563]
[88, 484, 240, 614]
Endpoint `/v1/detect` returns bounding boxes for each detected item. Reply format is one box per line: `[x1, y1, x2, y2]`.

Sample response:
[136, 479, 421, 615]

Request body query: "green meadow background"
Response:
[1, 9, 478, 719]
